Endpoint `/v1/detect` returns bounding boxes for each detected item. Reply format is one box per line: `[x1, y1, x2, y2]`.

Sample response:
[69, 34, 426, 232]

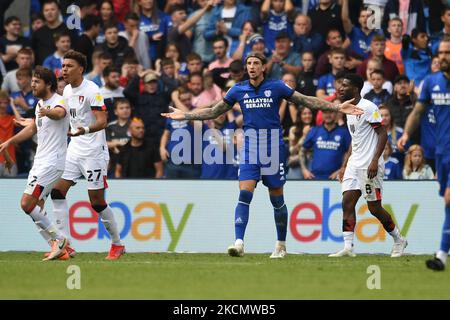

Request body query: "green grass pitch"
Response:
[0, 252, 449, 299]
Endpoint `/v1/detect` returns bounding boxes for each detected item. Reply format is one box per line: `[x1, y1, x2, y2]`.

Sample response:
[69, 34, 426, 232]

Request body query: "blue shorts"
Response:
[238, 143, 286, 189]
[436, 154, 450, 197]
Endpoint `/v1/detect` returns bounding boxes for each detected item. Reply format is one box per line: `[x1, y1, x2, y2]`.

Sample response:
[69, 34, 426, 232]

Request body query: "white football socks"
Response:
[437, 250, 448, 265]
[343, 231, 354, 250]
[98, 206, 121, 245]
[29, 206, 63, 241]
[52, 199, 70, 241]
[389, 227, 402, 242]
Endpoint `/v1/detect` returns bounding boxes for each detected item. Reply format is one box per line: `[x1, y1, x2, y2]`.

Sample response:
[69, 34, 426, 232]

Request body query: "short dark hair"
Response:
[63, 50, 87, 73]
[168, 5, 185, 15]
[213, 36, 229, 48]
[229, 60, 244, 73]
[16, 67, 32, 79]
[335, 70, 349, 81]
[53, 31, 71, 43]
[329, 47, 346, 56]
[113, 97, 131, 109]
[124, 12, 139, 21]
[103, 65, 119, 77]
[82, 14, 101, 31]
[442, 5, 450, 16]
[31, 13, 45, 24]
[370, 69, 385, 78]
[99, 51, 113, 61]
[103, 22, 118, 32]
[42, 0, 60, 10]
[188, 72, 202, 82]
[161, 58, 174, 67]
[371, 34, 386, 43]
[186, 52, 202, 62]
[17, 47, 33, 57]
[4, 16, 20, 26]
[343, 73, 364, 92]
[411, 28, 427, 39]
[33, 66, 57, 92]
[123, 56, 139, 65]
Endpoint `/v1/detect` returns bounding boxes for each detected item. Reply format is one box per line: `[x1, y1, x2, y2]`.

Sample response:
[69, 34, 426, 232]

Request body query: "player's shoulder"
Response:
[358, 98, 378, 111]
[83, 78, 101, 92]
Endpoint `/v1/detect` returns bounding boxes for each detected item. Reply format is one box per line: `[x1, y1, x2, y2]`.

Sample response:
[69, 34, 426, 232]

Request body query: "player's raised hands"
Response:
[161, 106, 186, 120]
[338, 98, 364, 115]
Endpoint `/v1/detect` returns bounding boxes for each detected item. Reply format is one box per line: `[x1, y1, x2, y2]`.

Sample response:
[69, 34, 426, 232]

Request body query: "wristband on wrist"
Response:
[83, 126, 90, 134]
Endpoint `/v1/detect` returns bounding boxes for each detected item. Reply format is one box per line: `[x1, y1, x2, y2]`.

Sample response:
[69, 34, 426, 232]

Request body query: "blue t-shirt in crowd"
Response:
[303, 124, 351, 179]
[139, 12, 172, 61]
[43, 53, 63, 75]
[8, 91, 37, 117]
[263, 10, 293, 52]
[348, 27, 380, 59]
[317, 73, 336, 96]
[384, 157, 402, 180]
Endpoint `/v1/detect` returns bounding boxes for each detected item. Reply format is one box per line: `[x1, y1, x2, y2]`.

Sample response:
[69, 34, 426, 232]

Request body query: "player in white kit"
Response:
[0, 66, 70, 261]
[50, 50, 125, 260]
[328, 73, 408, 258]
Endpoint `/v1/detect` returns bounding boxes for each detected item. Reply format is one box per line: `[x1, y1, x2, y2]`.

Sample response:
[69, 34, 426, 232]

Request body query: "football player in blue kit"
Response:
[162, 52, 363, 258]
[399, 37, 450, 271]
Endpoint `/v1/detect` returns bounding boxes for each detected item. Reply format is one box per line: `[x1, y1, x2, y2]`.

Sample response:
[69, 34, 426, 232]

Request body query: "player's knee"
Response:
[270, 194, 284, 208]
[238, 190, 253, 205]
[92, 203, 107, 213]
[20, 199, 35, 214]
[367, 201, 382, 214]
[342, 200, 355, 214]
[50, 189, 66, 200]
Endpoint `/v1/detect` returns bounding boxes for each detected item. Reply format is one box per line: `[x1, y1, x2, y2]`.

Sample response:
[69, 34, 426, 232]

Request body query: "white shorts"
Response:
[62, 152, 109, 190]
[341, 164, 383, 202]
[24, 164, 63, 200]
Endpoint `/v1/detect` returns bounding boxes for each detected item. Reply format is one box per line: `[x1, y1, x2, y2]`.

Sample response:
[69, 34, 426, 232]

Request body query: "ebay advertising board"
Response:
[0, 179, 444, 254]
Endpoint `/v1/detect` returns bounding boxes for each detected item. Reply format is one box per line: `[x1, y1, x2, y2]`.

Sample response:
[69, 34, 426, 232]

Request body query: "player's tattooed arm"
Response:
[299, 147, 314, 180]
[287, 91, 339, 112]
[184, 100, 233, 120]
[162, 100, 233, 121]
[287, 91, 363, 115]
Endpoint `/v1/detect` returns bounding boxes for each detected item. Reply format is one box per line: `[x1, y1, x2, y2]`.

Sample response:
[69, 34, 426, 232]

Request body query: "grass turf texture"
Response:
[0, 252, 449, 299]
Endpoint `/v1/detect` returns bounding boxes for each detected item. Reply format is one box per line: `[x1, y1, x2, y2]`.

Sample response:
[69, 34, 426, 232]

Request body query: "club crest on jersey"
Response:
[264, 90, 271, 97]
[95, 93, 103, 102]
[79, 96, 84, 104]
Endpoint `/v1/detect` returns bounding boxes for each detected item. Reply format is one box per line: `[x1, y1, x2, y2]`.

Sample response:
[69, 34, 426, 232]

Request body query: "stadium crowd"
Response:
[0, 0, 448, 180]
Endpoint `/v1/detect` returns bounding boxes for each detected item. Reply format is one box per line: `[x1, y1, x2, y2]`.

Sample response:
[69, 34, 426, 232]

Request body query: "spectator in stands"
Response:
[0, 16, 31, 72]
[96, 23, 135, 70]
[209, 37, 233, 72]
[75, 15, 101, 73]
[342, 0, 381, 59]
[167, 2, 215, 61]
[1, 47, 33, 93]
[267, 31, 302, 79]
[296, 51, 317, 97]
[383, 141, 402, 180]
[200, 113, 238, 180]
[0, 90, 21, 176]
[28, 13, 45, 37]
[106, 98, 132, 175]
[97, 0, 124, 44]
[382, 0, 425, 36]
[185, 52, 204, 75]
[100, 65, 125, 122]
[292, 13, 323, 57]
[119, 56, 140, 87]
[43, 32, 71, 76]
[56, 76, 66, 95]
[431, 55, 441, 73]
[363, 69, 391, 106]
[280, 72, 298, 140]
[385, 74, 415, 130]
[287, 106, 314, 179]
[160, 86, 202, 179]
[232, 28, 268, 62]
[116, 117, 163, 178]
[301, 109, 351, 180]
[401, 28, 432, 88]
[357, 34, 399, 82]
[159, 58, 181, 97]
[136, 0, 172, 63]
[361, 58, 393, 97]
[31, 0, 76, 65]
[10, 68, 36, 118]
[119, 12, 151, 69]
[316, 48, 345, 99]
[124, 71, 169, 149]
[261, 0, 295, 52]
[204, 0, 253, 56]
[379, 104, 409, 164]
[315, 28, 362, 77]
[191, 0, 216, 63]
[402, 144, 434, 180]
[155, 43, 187, 76]
[385, 17, 404, 74]
[308, 0, 344, 40]
[90, 51, 114, 87]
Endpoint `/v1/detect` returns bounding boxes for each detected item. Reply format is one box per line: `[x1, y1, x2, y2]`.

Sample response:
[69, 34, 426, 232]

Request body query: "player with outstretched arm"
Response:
[162, 52, 363, 258]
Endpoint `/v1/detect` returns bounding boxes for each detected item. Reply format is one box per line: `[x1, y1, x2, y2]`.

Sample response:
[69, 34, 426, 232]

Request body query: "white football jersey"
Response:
[34, 93, 69, 170]
[346, 98, 384, 169]
[63, 79, 109, 160]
